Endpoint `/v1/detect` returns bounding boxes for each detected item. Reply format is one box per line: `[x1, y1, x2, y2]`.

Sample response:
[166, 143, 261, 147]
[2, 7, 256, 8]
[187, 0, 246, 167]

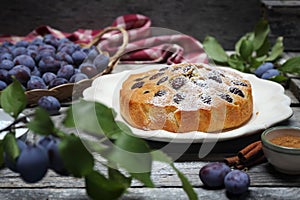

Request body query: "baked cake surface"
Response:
[119, 63, 253, 133]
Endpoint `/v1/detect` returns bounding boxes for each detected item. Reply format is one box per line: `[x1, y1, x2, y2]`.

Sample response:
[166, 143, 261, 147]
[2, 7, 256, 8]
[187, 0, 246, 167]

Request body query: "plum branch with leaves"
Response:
[0, 78, 198, 200]
[203, 19, 300, 82]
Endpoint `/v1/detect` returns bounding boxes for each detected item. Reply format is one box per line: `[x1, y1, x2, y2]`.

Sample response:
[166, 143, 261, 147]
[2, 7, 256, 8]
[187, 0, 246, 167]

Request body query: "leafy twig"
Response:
[203, 19, 300, 81]
[0, 114, 32, 133]
[0, 73, 198, 200]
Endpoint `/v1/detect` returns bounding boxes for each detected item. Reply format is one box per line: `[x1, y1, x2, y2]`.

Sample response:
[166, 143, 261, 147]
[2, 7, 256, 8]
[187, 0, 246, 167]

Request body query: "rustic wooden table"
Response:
[1, 58, 300, 200]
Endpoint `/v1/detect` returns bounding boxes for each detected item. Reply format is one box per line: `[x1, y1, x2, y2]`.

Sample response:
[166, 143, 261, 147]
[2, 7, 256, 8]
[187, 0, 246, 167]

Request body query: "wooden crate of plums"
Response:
[0, 27, 128, 106]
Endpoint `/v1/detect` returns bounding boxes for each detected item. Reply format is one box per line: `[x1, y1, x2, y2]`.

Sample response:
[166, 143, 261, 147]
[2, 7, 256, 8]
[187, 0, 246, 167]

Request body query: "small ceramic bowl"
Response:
[261, 126, 300, 174]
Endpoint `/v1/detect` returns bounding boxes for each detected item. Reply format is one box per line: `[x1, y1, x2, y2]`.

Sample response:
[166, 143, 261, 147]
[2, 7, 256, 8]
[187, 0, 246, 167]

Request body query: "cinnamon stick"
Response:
[236, 154, 267, 170]
[239, 142, 263, 162]
[244, 154, 267, 167]
[224, 155, 239, 166]
[224, 140, 266, 170]
[238, 141, 261, 159]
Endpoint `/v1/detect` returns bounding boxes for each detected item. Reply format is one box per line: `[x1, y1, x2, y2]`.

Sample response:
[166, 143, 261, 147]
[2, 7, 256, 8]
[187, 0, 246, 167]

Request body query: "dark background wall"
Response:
[0, 0, 299, 50]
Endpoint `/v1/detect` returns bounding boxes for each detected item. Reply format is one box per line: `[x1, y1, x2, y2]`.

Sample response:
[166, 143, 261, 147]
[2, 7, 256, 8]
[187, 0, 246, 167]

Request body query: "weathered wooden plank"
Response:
[0, 187, 300, 200]
[261, 0, 300, 7]
[0, 188, 88, 200]
[285, 89, 299, 106]
[262, 0, 300, 51]
[124, 187, 300, 200]
[278, 107, 300, 127]
[290, 79, 300, 103]
[1, 161, 300, 189]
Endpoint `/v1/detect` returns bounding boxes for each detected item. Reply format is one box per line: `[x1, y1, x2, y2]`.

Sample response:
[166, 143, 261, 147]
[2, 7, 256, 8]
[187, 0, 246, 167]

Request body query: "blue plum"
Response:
[48, 77, 68, 88]
[38, 56, 60, 74]
[0, 59, 14, 70]
[254, 62, 274, 77]
[16, 40, 29, 48]
[35, 49, 56, 62]
[0, 69, 10, 83]
[31, 37, 44, 46]
[16, 144, 49, 183]
[43, 35, 59, 48]
[56, 51, 74, 64]
[8, 65, 31, 85]
[27, 76, 47, 90]
[199, 162, 231, 188]
[69, 72, 88, 83]
[261, 69, 280, 79]
[0, 80, 7, 89]
[38, 136, 68, 175]
[57, 64, 74, 80]
[31, 67, 41, 77]
[224, 170, 250, 195]
[72, 50, 87, 65]
[4, 139, 27, 173]
[79, 63, 98, 78]
[11, 47, 27, 57]
[93, 53, 109, 73]
[58, 44, 76, 55]
[38, 96, 61, 115]
[13, 55, 36, 70]
[0, 52, 13, 61]
[42, 72, 57, 85]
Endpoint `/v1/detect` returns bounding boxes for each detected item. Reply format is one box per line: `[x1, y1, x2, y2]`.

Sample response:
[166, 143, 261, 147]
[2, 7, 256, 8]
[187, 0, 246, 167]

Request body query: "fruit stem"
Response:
[0, 114, 32, 133]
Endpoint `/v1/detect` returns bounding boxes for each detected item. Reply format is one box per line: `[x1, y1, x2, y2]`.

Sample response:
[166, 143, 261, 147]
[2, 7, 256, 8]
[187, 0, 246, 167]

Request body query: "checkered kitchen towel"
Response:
[0, 14, 208, 64]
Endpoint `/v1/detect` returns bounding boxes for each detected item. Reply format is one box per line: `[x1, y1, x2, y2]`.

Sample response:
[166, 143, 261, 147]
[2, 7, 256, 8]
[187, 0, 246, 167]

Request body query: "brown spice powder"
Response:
[270, 135, 300, 148]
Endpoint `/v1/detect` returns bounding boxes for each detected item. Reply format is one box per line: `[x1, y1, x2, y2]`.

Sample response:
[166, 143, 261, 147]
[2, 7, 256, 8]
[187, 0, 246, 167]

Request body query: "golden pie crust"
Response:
[119, 63, 253, 133]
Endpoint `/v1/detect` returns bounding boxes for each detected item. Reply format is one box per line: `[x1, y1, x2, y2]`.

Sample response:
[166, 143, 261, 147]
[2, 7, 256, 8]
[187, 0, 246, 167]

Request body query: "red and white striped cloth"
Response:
[0, 14, 208, 64]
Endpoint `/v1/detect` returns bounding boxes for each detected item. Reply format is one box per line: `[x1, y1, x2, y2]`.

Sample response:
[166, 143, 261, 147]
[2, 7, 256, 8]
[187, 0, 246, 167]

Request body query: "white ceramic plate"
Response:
[83, 64, 293, 143]
[0, 109, 28, 140]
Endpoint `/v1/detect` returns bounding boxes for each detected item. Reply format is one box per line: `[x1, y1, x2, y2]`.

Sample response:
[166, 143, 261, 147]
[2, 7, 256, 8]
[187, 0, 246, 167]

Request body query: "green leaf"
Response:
[107, 132, 152, 171]
[106, 132, 154, 187]
[248, 57, 264, 73]
[239, 39, 253, 61]
[81, 138, 108, 154]
[203, 36, 228, 63]
[281, 56, 300, 74]
[27, 108, 54, 135]
[228, 54, 246, 72]
[171, 163, 198, 200]
[235, 32, 254, 53]
[266, 36, 284, 61]
[108, 167, 132, 189]
[152, 151, 198, 200]
[0, 78, 27, 118]
[3, 133, 20, 163]
[151, 150, 173, 163]
[59, 134, 94, 177]
[0, 141, 3, 166]
[116, 121, 132, 134]
[130, 172, 154, 187]
[256, 37, 270, 57]
[85, 170, 128, 200]
[63, 100, 122, 139]
[254, 55, 267, 63]
[253, 19, 270, 50]
[270, 75, 288, 83]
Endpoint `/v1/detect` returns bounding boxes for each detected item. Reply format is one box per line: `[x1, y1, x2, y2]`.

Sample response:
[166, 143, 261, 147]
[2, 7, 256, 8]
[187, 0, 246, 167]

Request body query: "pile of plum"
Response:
[199, 162, 250, 195]
[5, 135, 66, 183]
[0, 34, 110, 90]
[0, 35, 112, 184]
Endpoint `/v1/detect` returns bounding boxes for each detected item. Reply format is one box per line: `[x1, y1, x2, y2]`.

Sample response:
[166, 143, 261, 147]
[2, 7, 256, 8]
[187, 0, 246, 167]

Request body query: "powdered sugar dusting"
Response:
[148, 63, 249, 110]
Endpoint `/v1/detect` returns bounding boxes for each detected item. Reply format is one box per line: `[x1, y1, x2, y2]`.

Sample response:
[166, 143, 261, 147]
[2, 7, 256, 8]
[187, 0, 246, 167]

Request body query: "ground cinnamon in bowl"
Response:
[270, 135, 300, 148]
[261, 126, 300, 174]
